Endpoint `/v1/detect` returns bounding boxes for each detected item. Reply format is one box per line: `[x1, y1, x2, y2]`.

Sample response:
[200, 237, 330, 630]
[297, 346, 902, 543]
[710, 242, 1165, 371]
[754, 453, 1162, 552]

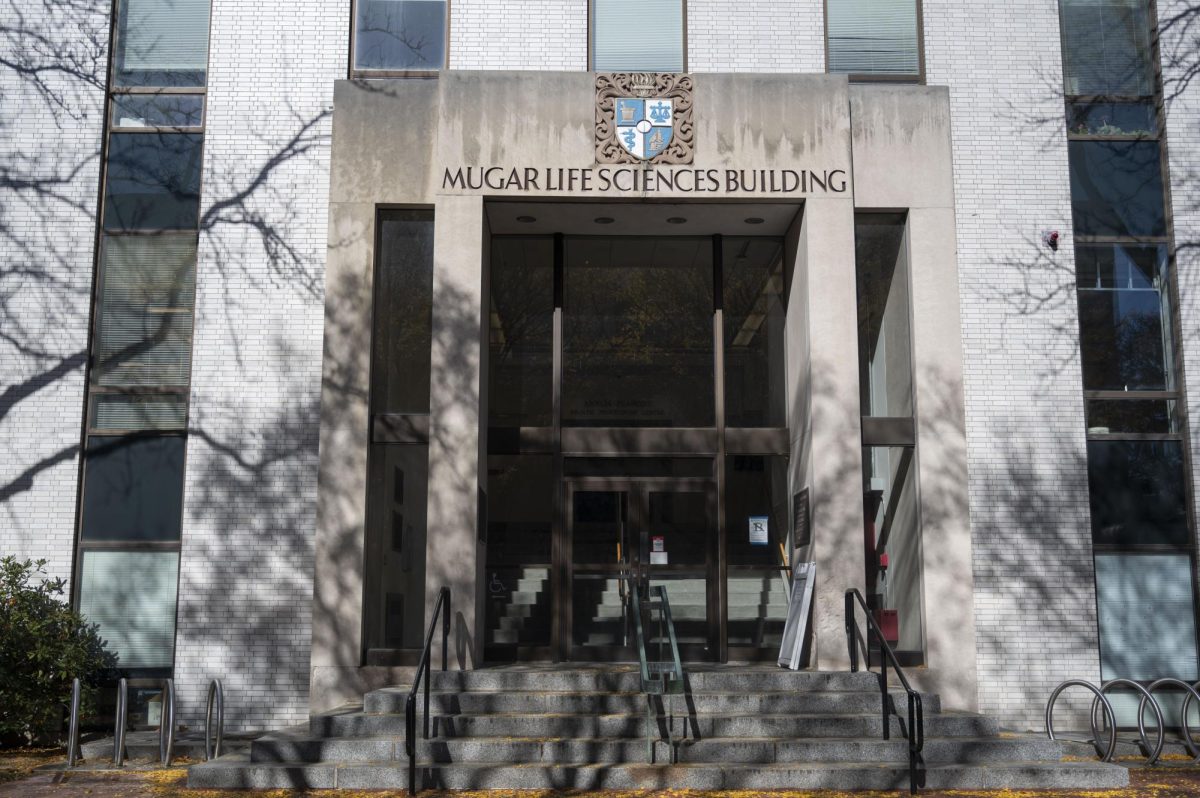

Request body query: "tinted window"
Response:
[1088, 440, 1189, 546]
[111, 94, 204, 128]
[489, 238, 554, 427]
[827, 0, 921, 78]
[563, 237, 713, 427]
[1076, 244, 1171, 392]
[355, 0, 446, 70]
[1060, 0, 1155, 96]
[371, 210, 435, 415]
[103, 133, 203, 231]
[856, 214, 913, 418]
[1069, 141, 1166, 237]
[113, 0, 211, 87]
[723, 238, 786, 427]
[81, 435, 185, 541]
[593, 0, 683, 71]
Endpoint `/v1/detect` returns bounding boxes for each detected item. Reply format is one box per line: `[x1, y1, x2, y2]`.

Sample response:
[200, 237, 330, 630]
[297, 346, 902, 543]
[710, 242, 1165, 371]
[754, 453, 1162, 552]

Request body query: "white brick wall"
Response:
[171, 0, 347, 729]
[687, 0, 824, 73]
[450, 0, 587, 70]
[1158, 1, 1200, 570]
[925, 0, 1103, 729]
[0, 0, 107, 583]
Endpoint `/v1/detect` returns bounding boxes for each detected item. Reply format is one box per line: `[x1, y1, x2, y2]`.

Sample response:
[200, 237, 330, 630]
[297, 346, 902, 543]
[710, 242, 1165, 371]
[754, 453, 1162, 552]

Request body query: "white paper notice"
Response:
[749, 516, 769, 546]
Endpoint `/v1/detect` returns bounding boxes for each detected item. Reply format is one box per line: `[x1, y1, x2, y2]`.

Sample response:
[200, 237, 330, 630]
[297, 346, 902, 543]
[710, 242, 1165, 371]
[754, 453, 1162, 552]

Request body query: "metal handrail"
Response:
[205, 679, 225, 761]
[845, 589, 924, 794]
[159, 678, 176, 766]
[405, 586, 451, 795]
[66, 678, 81, 767]
[113, 678, 128, 767]
[630, 582, 685, 763]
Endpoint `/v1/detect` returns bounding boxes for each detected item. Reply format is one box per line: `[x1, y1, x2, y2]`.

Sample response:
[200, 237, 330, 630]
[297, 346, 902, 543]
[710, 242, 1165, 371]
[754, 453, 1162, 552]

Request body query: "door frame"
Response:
[560, 476, 718, 662]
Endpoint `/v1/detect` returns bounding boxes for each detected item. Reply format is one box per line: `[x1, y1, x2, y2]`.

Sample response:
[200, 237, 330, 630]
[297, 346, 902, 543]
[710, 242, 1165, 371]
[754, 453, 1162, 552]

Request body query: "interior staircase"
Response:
[189, 665, 1129, 791]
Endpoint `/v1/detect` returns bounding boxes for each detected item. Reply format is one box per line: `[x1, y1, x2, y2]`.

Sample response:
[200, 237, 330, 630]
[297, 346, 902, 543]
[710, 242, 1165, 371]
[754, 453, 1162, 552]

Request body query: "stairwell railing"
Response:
[845, 588, 925, 794]
[630, 581, 685, 763]
[406, 586, 451, 795]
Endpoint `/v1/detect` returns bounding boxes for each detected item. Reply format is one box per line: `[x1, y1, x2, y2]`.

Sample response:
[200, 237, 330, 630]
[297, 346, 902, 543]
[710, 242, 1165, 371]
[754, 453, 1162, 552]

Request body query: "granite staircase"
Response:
[189, 666, 1128, 791]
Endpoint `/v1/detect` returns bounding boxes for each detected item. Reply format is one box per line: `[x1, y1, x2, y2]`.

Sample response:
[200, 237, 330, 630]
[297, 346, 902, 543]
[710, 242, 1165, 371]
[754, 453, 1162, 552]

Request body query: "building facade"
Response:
[1, 0, 1197, 734]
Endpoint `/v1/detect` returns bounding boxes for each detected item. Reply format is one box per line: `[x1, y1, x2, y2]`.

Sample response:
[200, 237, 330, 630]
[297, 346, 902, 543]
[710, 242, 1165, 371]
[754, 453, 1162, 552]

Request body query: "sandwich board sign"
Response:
[778, 562, 816, 670]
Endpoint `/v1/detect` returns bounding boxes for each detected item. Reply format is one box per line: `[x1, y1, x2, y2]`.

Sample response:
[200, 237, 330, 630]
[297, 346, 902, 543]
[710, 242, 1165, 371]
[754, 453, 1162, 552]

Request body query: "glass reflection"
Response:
[563, 237, 714, 427]
[355, 0, 446, 70]
[1069, 141, 1166, 237]
[862, 445, 924, 657]
[81, 435, 185, 541]
[103, 133, 203, 231]
[1060, 0, 1155, 97]
[855, 214, 913, 418]
[111, 94, 204, 128]
[1076, 244, 1171, 391]
[489, 238, 554, 427]
[1088, 440, 1189, 546]
[371, 210, 434, 415]
[723, 237, 786, 427]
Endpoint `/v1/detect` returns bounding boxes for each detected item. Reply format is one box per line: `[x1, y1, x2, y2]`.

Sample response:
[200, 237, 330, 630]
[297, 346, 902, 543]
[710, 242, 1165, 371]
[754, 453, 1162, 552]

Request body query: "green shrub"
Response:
[0, 557, 116, 745]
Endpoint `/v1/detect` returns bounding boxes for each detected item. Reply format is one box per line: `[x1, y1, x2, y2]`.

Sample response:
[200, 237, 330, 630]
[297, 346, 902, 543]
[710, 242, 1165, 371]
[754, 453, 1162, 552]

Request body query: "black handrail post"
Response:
[441, 589, 450, 672]
[406, 693, 416, 794]
[407, 586, 451, 795]
[845, 592, 858, 673]
[881, 648, 890, 741]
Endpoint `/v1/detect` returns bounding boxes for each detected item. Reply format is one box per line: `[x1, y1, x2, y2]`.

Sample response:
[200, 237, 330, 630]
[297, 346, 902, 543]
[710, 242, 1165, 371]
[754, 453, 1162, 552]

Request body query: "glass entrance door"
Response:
[565, 478, 716, 661]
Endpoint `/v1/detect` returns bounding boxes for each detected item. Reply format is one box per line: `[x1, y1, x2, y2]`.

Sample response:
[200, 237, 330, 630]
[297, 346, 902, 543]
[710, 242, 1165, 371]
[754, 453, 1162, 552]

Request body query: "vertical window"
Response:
[722, 237, 787, 428]
[489, 237, 555, 428]
[1059, 0, 1199, 704]
[353, 0, 447, 72]
[826, 0, 922, 80]
[77, 0, 211, 709]
[592, 0, 685, 72]
[854, 212, 924, 663]
[113, 0, 211, 87]
[363, 209, 435, 657]
[563, 237, 713, 427]
[855, 215, 913, 418]
[724, 455, 790, 651]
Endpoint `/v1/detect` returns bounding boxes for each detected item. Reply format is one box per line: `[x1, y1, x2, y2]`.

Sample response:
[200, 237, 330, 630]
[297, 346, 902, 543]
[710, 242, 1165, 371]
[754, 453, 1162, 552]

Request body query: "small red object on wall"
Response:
[873, 609, 899, 644]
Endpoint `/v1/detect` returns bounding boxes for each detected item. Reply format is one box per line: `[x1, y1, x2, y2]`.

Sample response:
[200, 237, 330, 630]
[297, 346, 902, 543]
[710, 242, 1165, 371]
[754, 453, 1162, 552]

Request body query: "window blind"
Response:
[95, 235, 197, 388]
[1061, 0, 1153, 96]
[593, 0, 684, 72]
[78, 551, 180, 669]
[1096, 553, 1199, 682]
[118, 0, 211, 74]
[827, 0, 920, 77]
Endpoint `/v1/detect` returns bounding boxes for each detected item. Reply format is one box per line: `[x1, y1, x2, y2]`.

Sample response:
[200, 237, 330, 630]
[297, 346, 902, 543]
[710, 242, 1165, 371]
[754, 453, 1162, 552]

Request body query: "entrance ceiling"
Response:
[486, 200, 802, 236]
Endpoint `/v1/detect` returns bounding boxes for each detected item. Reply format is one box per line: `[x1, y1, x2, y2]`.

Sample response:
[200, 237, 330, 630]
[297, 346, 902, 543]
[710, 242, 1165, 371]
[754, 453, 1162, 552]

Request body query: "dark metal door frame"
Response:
[561, 476, 718, 662]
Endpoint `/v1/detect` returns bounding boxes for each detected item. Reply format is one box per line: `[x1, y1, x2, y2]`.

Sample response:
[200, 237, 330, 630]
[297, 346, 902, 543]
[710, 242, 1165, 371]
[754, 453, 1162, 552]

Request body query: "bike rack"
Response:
[1154, 679, 1200, 761]
[159, 679, 176, 766]
[1045, 679, 1118, 762]
[1090, 678, 1165, 765]
[66, 678, 81, 768]
[205, 679, 225, 761]
[1047, 677, 1200, 764]
[112, 678, 128, 767]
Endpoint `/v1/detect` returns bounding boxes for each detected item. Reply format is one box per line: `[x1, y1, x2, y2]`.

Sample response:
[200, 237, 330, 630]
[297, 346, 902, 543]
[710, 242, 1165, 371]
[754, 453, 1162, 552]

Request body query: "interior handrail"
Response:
[405, 586, 450, 795]
[845, 588, 925, 794]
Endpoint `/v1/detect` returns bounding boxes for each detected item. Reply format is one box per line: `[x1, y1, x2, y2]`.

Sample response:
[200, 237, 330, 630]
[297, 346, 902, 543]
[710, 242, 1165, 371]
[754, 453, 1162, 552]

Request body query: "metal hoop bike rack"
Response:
[1044, 679, 1118, 762]
[158, 679, 176, 766]
[1089, 678, 1165, 765]
[1047, 677, 1200, 764]
[113, 678, 129, 767]
[66, 678, 82, 768]
[205, 679, 225, 761]
[1155, 678, 1200, 761]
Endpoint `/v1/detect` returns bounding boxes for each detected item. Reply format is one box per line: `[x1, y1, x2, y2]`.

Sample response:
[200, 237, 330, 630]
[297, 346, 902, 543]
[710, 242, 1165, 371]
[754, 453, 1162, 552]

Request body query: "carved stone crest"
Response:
[595, 73, 694, 164]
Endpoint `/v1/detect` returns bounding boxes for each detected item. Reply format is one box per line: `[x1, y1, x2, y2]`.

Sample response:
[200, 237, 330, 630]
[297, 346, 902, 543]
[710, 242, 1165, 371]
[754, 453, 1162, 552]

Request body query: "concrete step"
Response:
[190, 755, 1128, 791]
[362, 687, 942, 715]
[252, 733, 1063, 765]
[428, 667, 878, 693]
[311, 708, 994, 739]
